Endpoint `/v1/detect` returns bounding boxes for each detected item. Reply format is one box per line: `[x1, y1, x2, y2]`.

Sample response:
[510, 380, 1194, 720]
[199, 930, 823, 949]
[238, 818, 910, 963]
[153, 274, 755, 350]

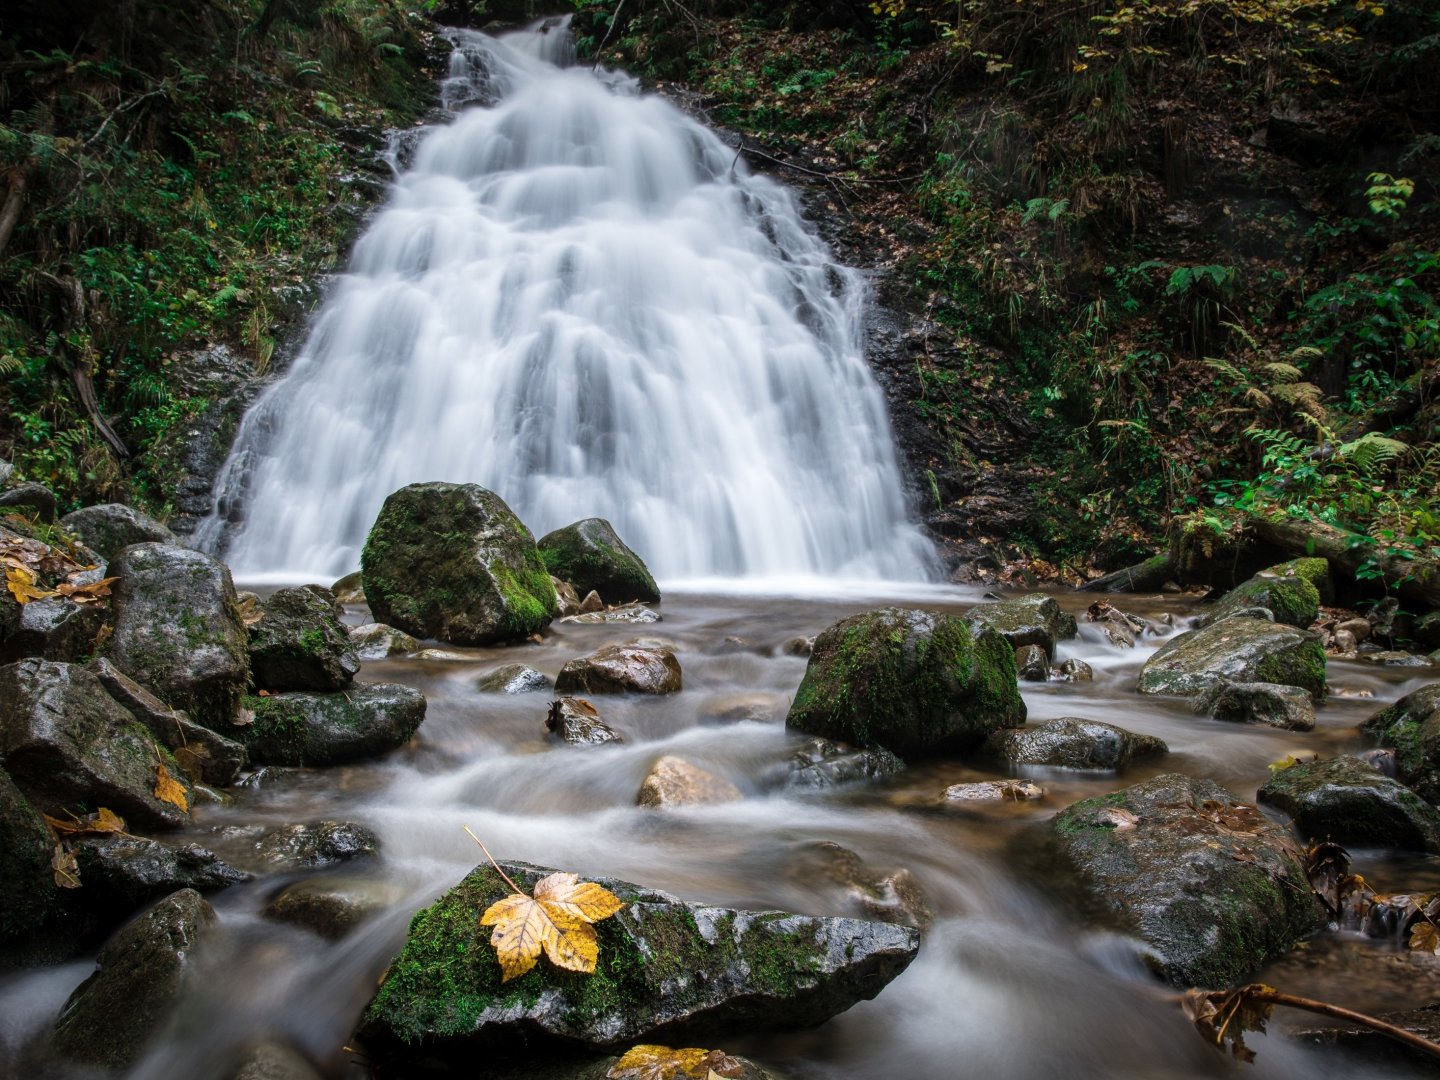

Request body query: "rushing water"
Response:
[201, 18, 933, 586]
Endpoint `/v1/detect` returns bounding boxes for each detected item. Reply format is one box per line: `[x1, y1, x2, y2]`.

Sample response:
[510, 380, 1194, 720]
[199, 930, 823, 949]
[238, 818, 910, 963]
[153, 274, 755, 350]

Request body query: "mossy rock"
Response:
[1268, 557, 1333, 604]
[360, 483, 556, 646]
[1195, 564, 1321, 631]
[59, 503, 175, 561]
[1362, 684, 1440, 804]
[985, 717, 1167, 771]
[237, 684, 425, 766]
[1258, 756, 1440, 852]
[247, 586, 360, 692]
[360, 862, 919, 1063]
[1197, 680, 1316, 731]
[964, 593, 1077, 658]
[538, 518, 660, 604]
[1138, 618, 1326, 701]
[786, 607, 1024, 759]
[0, 765, 56, 942]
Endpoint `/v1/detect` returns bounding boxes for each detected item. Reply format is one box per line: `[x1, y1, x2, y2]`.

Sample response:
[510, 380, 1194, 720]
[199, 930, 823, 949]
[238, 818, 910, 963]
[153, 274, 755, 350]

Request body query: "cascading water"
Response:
[202, 18, 935, 585]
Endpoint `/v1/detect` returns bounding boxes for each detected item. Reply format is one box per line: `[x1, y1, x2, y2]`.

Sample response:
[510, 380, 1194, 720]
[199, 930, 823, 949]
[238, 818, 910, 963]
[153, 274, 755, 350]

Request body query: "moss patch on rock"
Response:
[1195, 564, 1321, 630]
[1138, 617, 1326, 701]
[538, 518, 661, 605]
[1363, 684, 1440, 805]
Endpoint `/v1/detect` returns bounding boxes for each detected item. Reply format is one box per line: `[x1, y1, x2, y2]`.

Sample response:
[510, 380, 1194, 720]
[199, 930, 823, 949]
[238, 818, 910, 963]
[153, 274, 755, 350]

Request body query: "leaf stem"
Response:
[463, 825, 524, 895]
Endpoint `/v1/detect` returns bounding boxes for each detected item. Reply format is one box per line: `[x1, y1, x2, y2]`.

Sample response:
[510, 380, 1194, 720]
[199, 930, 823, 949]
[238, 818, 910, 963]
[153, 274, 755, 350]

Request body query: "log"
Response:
[1078, 552, 1176, 593]
[1246, 515, 1440, 611]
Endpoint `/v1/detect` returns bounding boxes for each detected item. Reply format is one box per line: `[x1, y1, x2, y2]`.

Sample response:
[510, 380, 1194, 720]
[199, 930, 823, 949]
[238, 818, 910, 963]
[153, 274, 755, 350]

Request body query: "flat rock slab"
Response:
[1137, 617, 1326, 700]
[360, 862, 919, 1062]
[986, 717, 1167, 771]
[1257, 756, 1440, 852]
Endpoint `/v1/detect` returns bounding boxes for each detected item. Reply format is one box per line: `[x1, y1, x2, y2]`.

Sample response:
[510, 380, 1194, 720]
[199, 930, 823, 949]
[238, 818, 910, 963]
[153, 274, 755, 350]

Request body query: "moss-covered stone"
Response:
[786, 607, 1024, 759]
[538, 518, 661, 604]
[1138, 617, 1327, 701]
[1259, 756, 1440, 851]
[1197, 680, 1316, 731]
[964, 593, 1078, 658]
[1268, 557, 1333, 604]
[247, 586, 359, 692]
[1362, 684, 1440, 804]
[985, 717, 1168, 771]
[237, 684, 425, 766]
[1195, 564, 1321, 630]
[360, 483, 556, 645]
[0, 765, 56, 942]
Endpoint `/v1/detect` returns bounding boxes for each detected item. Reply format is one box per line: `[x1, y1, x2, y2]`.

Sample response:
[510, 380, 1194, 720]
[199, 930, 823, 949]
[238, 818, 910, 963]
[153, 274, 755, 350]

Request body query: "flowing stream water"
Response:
[4, 19, 1437, 1080]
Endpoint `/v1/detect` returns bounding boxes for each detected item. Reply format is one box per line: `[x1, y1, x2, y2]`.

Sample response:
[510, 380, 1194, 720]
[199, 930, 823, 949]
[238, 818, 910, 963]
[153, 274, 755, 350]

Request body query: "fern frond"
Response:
[1261, 362, 1304, 383]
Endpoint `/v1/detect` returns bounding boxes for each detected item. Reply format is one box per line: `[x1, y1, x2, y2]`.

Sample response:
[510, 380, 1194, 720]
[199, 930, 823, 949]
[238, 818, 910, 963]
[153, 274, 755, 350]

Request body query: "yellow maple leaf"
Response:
[6, 566, 58, 605]
[480, 871, 623, 982]
[153, 762, 189, 812]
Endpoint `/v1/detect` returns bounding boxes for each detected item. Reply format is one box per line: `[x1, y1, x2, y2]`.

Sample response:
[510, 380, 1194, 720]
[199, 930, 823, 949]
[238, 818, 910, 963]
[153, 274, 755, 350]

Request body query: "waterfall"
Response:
[204, 18, 935, 586]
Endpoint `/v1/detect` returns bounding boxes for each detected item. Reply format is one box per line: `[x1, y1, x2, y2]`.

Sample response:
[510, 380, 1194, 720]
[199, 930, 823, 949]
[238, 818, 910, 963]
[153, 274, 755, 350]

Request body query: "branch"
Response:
[83, 88, 167, 150]
[0, 166, 29, 261]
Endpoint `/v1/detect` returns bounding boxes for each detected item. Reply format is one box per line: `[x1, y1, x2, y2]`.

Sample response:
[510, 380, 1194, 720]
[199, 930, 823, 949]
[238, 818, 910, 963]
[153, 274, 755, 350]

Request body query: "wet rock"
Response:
[1195, 680, 1316, 731]
[0, 578, 108, 665]
[986, 718, 1167, 771]
[247, 821, 379, 869]
[478, 663, 552, 694]
[0, 766, 56, 944]
[231, 1041, 325, 1080]
[547, 697, 623, 745]
[71, 835, 250, 914]
[0, 481, 57, 522]
[247, 586, 360, 692]
[1085, 600, 1150, 649]
[1056, 658, 1093, 682]
[1362, 684, 1440, 803]
[782, 737, 905, 790]
[348, 621, 420, 659]
[263, 875, 398, 940]
[578, 589, 605, 614]
[786, 607, 1024, 759]
[699, 694, 782, 726]
[108, 543, 249, 729]
[0, 658, 192, 830]
[1196, 563, 1321, 631]
[599, 1046, 775, 1080]
[51, 889, 216, 1069]
[556, 641, 682, 695]
[1044, 773, 1325, 986]
[552, 577, 583, 617]
[359, 861, 920, 1058]
[784, 841, 932, 928]
[558, 603, 662, 625]
[942, 779, 1044, 802]
[1137, 617, 1326, 700]
[711, 635, 751, 654]
[239, 684, 425, 766]
[1015, 644, 1049, 681]
[414, 647, 475, 662]
[781, 636, 814, 657]
[1269, 556, 1333, 604]
[537, 517, 661, 604]
[1336, 616, 1371, 643]
[1257, 756, 1440, 852]
[1329, 629, 1358, 655]
[1356, 649, 1434, 668]
[1298, 1001, 1440, 1071]
[360, 482, 557, 645]
[59, 503, 175, 559]
[89, 657, 247, 785]
[638, 755, 742, 808]
[965, 593, 1078, 659]
[331, 570, 365, 605]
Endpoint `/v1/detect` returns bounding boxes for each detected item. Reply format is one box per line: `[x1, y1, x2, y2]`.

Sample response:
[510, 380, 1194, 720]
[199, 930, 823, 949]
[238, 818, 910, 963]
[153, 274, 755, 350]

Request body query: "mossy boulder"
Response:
[107, 543, 249, 730]
[59, 503, 175, 560]
[237, 684, 425, 766]
[359, 861, 919, 1061]
[361, 483, 557, 645]
[1046, 773, 1324, 987]
[1362, 684, 1440, 804]
[538, 518, 661, 604]
[786, 607, 1024, 759]
[1269, 557, 1333, 604]
[1258, 756, 1440, 852]
[1137, 618, 1327, 701]
[985, 717, 1168, 771]
[1195, 564, 1321, 630]
[247, 586, 360, 692]
[1196, 680, 1316, 731]
[964, 593, 1077, 659]
[0, 766, 55, 943]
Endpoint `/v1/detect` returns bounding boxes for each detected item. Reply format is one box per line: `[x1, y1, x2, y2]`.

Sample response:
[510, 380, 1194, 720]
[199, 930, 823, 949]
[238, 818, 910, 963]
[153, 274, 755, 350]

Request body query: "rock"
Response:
[331, 570, 365, 604]
[1336, 616, 1371, 643]
[1191, 562, 1323, 628]
[559, 604, 662, 625]
[108, 543, 249, 729]
[1015, 644, 1049, 681]
[537, 517, 661, 604]
[1329, 629, 1358, 655]
[552, 577, 583, 616]
[348, 621, 420, 659]
[59, 504, 175, 560]
[238, 684, 425, 766]
[0, 481, 58, 522]
[1085, 600, 1150, 649]
[1268, 556, 1333, 604]
[783, 842, 932, 928]
[70, 835, 250, 915]
[478, 663, 552, 694]
[1056, 658, 1093, 682]
[547, 697, 623, 745]
[556, 642, 682, 695]
[985, 718, 1168, 770]
[1356, 649, 1434, 668]
[601, 1046, 775, 1080]
[698, 695, 781, 726]
[415, 647, 476, 662]
[782, 737, 905, 790]
[263, 875, 398, 940]
[785, 607, 1024, 759]
[0, 659, 192, 830]
[0, 766, 56, 943]
[1362, 685, 1440, 803]
[247, 586, 360, 692]
[247, 821, 379, 869]
[1195, 680, 1316, 731]
[965, 593, 1078, 658]
[360, 482, 557, 645]
[942, 779, 1044, 802]
[1137, 617, 1326, 700]
[0, 590, 108, 665]
[1044, 773, 1325, 986]
[359, 861, 919, 1058]
[231, 1042, 325, 1080]
[88, 657, 247, 785]
[1257, 756, 1440, 852]
[578, 590, 604, 614]
[51, 889, 216, 1069]
[638, 755, 742, 808]
[781, 636, 814, 657]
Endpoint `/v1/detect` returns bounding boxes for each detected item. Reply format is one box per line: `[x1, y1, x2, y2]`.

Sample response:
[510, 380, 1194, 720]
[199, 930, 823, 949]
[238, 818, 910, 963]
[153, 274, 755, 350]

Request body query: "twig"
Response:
[464, 825, 524, 896]
[1248, 987, 1440, 1060]
[591, 0, 626, 71]
[83, 88, 167, 150]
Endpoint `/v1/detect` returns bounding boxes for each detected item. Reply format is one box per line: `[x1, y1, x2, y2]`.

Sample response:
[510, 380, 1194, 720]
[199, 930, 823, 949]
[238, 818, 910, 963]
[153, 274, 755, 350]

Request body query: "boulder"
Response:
[547, 697, 623, 745]
[0, 658, 192, 830]
[0, 591, 108, 665]
[238, 684, 425, 766]
[1362, 685, 1440, 803]
[70, 835, 250, 915]
[781, 636, 814, 657]
[1137, 617, 1326, 700]
[1084, 600, 1151, 650]
[986, 718, 1167, 771]
[1015, 644, 1049, 681]
[477, 663, 552, 694]
[51, 889, 216, 1069]
[349, 622, 420, 659]
[1269, 556, 1333, 604]
[360, 482, 556, 645]
[785, 607, 1024, 759]
[1195, 563, 1321, 631]
[247, 586, 360, 692]
[943, 779, 1044, 802]
[1056, 658, 1093, 682]
[263, 875, 398, 940]
[107, 543, 249, 729]
[0, 481, 58, 522]
[781, 738, 904, 790]
[559, 604, 662, 625]
[537, 518, 661, 604]
[783, 842, 931, 929]
[638, 755, 742, 808]
[964, 593, 1077, 658]
[231, 1042, 326, 1080]
[698, 694, 782, 726]
[0, 766, 56, 943]
[553, 576, 582, 616]
[1257, 756, 1440, 852]
[359, 861, 919, 1059]
[556, 642, 682, 695]
[242, 821, 379, 870]
[1044, 773, 1324, 986]
[59, 504, 175, 560]
[331, 570, 366, 604]
[1196, 680, 1316, 731]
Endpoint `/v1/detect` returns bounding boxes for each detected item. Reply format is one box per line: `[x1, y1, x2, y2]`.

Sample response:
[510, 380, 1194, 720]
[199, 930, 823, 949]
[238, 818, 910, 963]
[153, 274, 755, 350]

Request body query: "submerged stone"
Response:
[637, 755, 741, 807]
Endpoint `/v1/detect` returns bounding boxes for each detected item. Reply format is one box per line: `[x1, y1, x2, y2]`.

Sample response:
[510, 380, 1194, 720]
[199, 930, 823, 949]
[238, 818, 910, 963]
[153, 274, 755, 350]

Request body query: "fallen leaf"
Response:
[606, 1045, 746, 1080]
[1410, 922, 1440, 955]
[1097, 806, 1139, 830]
[480, 870, 624, 982]
[1183, 984, 1277, 1063]
[52, 575, 119, 603]
[153, 762, 189, 812]
[52, 844, 81, 888]
[6, 565, 57, 604]
[44, 807, 126, 837]
[173, 745, 209, 783]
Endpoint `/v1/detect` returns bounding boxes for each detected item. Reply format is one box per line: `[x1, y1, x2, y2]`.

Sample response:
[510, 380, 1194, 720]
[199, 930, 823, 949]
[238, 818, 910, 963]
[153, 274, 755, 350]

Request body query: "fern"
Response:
[1337, 433, 1407, 478]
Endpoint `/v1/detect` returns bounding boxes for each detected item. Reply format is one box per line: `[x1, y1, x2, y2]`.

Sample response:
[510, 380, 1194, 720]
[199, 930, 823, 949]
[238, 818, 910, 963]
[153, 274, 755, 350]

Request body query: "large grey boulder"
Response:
[986, 717, 1167, 771]
[537, 517, 661, 604]
[108, 543, 249, 730]
[1362, 684, 1440, 804]
[1196, 680, 1316, 731]
[247, 586, 360, 692]
[359, 861, 919, 1060]
[556, 642, 682, 695]
[360, 482, 557, 645]
[1137, 617, 1326, 700]
[0, 766, 56, 944]
[60, 504, 176, 560]
[786, 607, 1024, 759]
[238, 684, 425, 766]
[1044, 773, 1324, 986]
[0, 659, 192, 830]
[965, 593, 1078, 659]
[1258, 756, 1440, 852]
[0, 590, 108, 665]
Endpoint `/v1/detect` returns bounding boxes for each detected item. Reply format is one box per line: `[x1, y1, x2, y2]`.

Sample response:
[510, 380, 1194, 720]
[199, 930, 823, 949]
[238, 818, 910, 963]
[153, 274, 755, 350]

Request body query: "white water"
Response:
[204, 19, 934, 585]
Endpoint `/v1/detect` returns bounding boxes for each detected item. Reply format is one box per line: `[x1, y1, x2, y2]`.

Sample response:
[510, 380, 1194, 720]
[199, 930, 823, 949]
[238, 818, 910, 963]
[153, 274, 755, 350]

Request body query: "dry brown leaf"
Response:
[53, 575, 119, 603]
[52, 844, 81, 889]
[153, 762, 189, 812]
[1183, 984, 1277, 1063]
[1410, 922, 1440, 955]
[480, 870, 623, 982]
[1097, 806, 1139, 830]
[606, 1046, 745, 1080]
[44, 807, 126, 837]
[6, 565, 58, 604]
